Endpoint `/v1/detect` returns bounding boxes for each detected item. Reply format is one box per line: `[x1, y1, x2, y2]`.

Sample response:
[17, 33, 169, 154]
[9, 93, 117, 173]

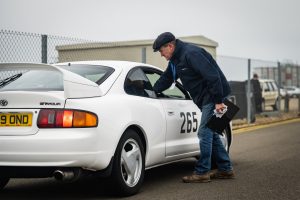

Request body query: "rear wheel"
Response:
[0, 178, 10, 190]
[111, 129, 145, 196]
[261, 100, 266, 112]
[272, 98, 279, 111]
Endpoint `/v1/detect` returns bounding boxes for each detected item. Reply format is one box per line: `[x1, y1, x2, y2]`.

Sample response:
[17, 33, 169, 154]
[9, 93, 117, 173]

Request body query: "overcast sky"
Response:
[1, 0, 300, 63]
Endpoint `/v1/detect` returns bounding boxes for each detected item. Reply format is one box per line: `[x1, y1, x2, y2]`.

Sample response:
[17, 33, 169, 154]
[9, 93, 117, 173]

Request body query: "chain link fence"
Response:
[217, 55, 300, 123]
[0, 29, 93, 64]
[1, 29, 299, 123]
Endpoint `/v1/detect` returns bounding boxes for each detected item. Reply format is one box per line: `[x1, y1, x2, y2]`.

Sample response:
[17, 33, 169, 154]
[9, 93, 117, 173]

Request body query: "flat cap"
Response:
[152, 32, 176, 52]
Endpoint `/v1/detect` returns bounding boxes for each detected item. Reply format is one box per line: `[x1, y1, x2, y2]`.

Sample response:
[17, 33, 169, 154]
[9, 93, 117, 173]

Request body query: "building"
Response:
[254, 64, 300, 87]
[56, 35, 218, 70]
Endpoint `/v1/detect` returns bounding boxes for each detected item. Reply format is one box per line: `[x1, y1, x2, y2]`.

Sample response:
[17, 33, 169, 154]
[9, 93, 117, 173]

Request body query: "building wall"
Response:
[57, 37, 217, 70]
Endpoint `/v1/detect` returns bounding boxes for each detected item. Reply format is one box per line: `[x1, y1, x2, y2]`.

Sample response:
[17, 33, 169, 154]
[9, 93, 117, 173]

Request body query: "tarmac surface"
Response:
[1, 117, 300, 200]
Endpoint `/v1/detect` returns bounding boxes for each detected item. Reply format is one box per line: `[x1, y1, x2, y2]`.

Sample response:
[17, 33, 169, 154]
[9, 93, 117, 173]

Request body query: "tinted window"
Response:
[271, 82, 278, 90]
[59, 64, 114, 85]
[0, 69, 63, 91]
[263, 82, 270, 92]
[124, 68, 156, 98]
[267, 82, 275, 91]
[145, 70, 189, 100]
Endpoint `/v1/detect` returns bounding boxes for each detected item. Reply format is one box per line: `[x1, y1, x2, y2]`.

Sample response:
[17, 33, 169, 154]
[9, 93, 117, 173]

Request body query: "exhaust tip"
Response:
[53, 169, 82, 182]
[53, 170, 65, 181]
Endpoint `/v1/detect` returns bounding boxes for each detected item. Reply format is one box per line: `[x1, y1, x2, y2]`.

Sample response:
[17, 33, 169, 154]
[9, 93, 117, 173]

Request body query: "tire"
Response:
[261, 100, 266, 112]
[111, 129, 145, 196]
[0, 178, 10, 190]
[272, 98, 279, 111]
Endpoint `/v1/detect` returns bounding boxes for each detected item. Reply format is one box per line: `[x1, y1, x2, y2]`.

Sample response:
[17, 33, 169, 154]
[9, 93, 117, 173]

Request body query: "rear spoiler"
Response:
[0, 63, 103, 98]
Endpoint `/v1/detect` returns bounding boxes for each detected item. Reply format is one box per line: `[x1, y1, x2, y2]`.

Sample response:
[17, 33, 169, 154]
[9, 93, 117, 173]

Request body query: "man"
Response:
[251, 73, 263, 113]
[152, 32, 234, 183]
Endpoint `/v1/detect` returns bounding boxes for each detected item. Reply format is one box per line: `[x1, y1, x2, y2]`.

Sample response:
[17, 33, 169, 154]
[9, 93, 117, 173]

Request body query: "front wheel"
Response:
[219, 127, 231, 152]
[261, 100, 266, 112]
[111, 129, 145, 196]
[272, 98, 279, 111]
[0, 178, 10, 190]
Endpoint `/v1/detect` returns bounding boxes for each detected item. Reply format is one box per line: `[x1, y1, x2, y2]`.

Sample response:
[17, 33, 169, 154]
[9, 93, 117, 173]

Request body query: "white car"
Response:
[259, 79, 279, 111]
[284, 86, 300, 98]
[0, 61, 232, 196]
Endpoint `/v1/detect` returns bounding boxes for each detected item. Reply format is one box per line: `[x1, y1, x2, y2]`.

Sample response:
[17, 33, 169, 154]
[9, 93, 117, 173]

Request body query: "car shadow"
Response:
[0, 158, 197, 199]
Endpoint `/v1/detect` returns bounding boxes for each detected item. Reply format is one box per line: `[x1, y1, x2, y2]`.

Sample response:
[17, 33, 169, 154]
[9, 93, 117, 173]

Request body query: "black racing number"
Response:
[180, 112, 198, 133]
[192, 112, 198, 132]
[187, 112, 192, 133]
[180, 112, 186, 133]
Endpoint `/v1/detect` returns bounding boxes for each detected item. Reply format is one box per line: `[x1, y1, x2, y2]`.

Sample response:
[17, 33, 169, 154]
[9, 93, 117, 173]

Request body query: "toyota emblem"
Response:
[0, 99, 8, 106]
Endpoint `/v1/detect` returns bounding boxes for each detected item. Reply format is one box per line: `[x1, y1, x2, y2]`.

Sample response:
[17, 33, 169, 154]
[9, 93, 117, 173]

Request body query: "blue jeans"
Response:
[195, 102, 233, 174]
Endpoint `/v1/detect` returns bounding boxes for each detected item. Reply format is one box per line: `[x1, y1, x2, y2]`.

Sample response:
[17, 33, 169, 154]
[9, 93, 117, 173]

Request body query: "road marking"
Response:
[233, 118, 300, 135]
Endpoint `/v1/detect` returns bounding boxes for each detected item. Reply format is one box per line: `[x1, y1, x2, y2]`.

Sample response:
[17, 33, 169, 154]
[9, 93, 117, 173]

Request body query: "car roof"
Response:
[56, 60, 162, 71]
[259, 79, 276, 82]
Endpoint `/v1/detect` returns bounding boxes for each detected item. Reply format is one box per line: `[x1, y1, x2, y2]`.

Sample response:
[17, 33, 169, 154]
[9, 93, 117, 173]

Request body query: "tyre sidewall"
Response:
[112, 129, 145, 196]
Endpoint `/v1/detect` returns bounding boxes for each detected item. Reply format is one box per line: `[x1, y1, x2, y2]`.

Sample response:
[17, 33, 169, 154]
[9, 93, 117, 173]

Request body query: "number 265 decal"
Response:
[180, 112, 198, 133]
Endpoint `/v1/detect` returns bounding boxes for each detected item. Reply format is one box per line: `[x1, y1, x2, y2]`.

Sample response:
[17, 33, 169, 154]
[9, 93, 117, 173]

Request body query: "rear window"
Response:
[59, 64, 114, 85]
[0, 69, 63, 91]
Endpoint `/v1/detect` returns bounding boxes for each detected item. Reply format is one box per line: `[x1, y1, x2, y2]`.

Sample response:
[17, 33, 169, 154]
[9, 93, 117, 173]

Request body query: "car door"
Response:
[143, 68, 200, 157]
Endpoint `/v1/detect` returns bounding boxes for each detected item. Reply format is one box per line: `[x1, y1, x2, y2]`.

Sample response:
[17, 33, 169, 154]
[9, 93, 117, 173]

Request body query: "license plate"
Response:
[0, 113, 33, 127]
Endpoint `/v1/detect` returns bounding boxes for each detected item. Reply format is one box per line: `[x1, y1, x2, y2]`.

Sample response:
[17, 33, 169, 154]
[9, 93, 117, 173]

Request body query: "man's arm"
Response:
[153, 65, 174, 93]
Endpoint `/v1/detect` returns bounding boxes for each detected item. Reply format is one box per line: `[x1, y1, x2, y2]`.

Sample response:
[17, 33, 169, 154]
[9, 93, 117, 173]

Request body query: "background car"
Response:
[0, 61, 232, 196]
[284, 86, 300, 98]
[259, 79, 280, 111]
[280, 87, 287, 97]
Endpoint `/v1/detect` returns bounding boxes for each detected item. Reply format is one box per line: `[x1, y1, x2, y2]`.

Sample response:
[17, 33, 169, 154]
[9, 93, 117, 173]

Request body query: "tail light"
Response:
[37, 109, 98, 128]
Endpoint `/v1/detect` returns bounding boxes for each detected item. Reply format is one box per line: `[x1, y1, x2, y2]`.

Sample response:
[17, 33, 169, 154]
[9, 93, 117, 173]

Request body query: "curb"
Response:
[232, 112, 300, 130]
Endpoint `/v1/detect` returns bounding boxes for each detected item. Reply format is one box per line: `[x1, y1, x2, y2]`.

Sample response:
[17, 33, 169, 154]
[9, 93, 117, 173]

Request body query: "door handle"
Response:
[168, 111, 175, 116]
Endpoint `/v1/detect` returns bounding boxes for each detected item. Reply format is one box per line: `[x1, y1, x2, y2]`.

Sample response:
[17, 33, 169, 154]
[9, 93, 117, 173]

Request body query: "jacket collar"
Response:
[170, 39, 185, 63]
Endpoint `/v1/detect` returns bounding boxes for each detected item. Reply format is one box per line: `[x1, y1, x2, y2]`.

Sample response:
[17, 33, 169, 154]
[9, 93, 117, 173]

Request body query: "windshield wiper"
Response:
[0, 73, 23, 88]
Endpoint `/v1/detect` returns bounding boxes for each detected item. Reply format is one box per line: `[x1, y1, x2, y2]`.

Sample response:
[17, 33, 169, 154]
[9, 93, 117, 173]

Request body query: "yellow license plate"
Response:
[0, 113, 33, 127]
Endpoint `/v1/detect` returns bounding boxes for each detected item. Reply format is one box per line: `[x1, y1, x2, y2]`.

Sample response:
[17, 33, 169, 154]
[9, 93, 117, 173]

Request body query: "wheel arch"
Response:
[123, 125, 148, 158]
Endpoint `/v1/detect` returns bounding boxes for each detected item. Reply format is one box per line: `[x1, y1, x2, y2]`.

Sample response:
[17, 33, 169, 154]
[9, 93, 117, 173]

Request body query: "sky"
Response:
[0, 0, 300, 64]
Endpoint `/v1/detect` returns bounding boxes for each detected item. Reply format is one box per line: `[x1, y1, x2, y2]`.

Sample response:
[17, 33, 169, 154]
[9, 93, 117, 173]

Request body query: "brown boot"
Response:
[210, 170, 235, 179]
[208, 169, 218, 178]
[182, 172, 211, 183]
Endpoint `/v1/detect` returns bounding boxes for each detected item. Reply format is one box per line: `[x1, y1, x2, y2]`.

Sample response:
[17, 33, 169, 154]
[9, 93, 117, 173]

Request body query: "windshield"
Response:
[59, 64, 115, 85]
[0, 69, 63, 91]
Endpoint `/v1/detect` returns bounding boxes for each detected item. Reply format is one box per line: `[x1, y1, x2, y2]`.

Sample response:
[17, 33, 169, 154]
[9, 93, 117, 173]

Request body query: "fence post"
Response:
[141, 47, 146, 63]
[277, 62, 282, 112]
[41, 35, 48, 63]
[247, 59, 252, 124]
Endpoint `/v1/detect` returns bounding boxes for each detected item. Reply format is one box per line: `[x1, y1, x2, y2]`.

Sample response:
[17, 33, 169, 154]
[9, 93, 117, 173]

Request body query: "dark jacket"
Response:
[153, 39, 231, 108]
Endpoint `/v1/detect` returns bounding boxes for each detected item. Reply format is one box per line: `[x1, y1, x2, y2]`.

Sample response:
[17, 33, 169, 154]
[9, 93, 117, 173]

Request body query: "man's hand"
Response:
[215, 103, 226, 113]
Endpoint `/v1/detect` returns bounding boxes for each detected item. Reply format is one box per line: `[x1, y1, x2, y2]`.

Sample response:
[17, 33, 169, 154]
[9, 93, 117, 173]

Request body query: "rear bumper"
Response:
[0, 128, 114, 171]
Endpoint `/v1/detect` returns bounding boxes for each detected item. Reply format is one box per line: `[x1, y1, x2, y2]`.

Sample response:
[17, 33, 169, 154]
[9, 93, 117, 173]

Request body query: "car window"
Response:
[124, 68, 156, 98]
[59, 64, 114, 85]
[0, 69, 63, 91]
[271, 82, 278, 90]
[267, 82, 275, 91]
[144, 70, 190, 100]
[263, 82, 270, 92]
